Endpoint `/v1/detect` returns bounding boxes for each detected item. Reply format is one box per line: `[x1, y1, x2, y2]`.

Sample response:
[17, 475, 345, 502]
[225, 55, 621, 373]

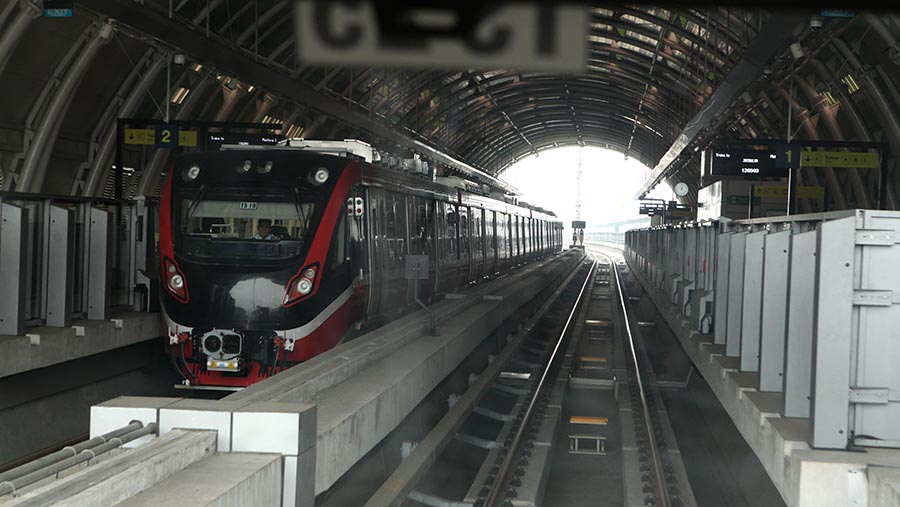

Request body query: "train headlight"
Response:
[204, 334, 222, 353]
[238, 160, 252, 173]
[163, 257, 189, 303]
[282, 262, 319, 306]
[297, 278, 313, 295]
[184, 165, 201, 181]
[258, 160, 273, 174]
[309, 167, 329, 186]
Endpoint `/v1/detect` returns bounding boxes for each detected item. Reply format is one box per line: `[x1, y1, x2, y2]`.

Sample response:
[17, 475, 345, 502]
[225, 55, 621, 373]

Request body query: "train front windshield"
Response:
[176, 188, 317, 262]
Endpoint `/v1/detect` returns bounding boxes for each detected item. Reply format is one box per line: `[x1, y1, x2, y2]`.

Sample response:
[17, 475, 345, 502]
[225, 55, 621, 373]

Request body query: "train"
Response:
[159, 139, 563, 388]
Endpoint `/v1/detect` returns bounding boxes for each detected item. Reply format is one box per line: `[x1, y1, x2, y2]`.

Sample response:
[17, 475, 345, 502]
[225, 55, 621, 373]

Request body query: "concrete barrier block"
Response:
[159, 399, 250, 452]
[284, 447, 316, 507]
[232, 402, 317, 455]
[90, 396, 182, 447]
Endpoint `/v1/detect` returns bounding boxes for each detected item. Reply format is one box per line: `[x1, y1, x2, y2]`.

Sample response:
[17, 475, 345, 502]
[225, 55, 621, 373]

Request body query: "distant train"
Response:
[159, 140, 563, 388]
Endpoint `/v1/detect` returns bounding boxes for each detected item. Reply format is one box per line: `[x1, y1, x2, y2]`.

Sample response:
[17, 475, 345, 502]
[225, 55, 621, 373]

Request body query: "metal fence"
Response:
[0, 193, 157, 335]
[625, 210, 900, 450]
[584, 231, 625, 244]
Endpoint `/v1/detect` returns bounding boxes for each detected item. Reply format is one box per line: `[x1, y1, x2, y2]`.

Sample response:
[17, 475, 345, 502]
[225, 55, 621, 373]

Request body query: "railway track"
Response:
[587, 243, 695, 507]
[367, 246, 694, 507]
[364, 256, 596, 507]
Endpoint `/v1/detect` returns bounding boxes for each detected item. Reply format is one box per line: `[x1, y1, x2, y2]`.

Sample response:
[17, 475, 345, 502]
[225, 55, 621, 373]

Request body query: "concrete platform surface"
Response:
[869, 467, 900, 507]
[0, 312, 163, 379]
[117, 453, 283, 507]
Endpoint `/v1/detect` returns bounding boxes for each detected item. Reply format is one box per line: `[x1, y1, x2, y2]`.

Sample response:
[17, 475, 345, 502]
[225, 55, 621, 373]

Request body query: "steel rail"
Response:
[484, 258, 597, 506]
[363, 254, 591, 507]
[595, 247, 670, 507]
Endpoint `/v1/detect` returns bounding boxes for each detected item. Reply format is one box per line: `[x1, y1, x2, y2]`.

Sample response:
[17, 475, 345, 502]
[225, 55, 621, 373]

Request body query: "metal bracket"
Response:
[849, 387, 900, 404]
[852, 290, 899, 306]
[855, 229, 897, 246]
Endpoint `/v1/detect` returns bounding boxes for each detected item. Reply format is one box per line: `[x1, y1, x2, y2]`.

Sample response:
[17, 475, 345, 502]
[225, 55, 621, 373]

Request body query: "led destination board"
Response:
[703, 148, 789, 178]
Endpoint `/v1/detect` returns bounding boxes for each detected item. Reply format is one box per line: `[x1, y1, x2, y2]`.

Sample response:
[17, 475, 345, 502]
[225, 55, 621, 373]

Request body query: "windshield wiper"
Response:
[291, 187, 307, 230]
[184, 184, 208, 228]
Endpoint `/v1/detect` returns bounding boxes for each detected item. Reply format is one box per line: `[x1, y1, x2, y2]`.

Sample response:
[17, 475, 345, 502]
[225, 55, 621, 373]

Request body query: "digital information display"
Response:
[704, 147, 788, 178]
[208, 133, 281, 148]
[571, 220, 586, 229]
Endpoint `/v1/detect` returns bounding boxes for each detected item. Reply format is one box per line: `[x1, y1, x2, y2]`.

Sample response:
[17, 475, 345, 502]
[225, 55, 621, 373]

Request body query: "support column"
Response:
[87, 207, 111, 320]
[0, 202, 28, 335]
[0, 1, 39, 79]
[45, 204, 74, 327]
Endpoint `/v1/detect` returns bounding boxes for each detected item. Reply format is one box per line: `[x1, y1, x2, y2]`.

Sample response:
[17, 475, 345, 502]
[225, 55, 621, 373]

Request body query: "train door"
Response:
[383, 191, 407, 318]
[506, 213, 513, 268]
[367, 187, 387, 320]
[409, 196, 436, 303]
[510, 215, 518, 263]
[487, 210, 496, 275]
[363, 186, 381, 319]
[471, 207, 483, 281]
[457, 205, 470, 286]
[476, 208, 486, 279]
[436, 201, 455, 293]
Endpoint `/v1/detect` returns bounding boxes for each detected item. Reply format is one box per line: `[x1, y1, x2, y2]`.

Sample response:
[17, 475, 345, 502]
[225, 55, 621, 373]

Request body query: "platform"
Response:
[624, 213, 900, 507]
[0, 312, 163, 379]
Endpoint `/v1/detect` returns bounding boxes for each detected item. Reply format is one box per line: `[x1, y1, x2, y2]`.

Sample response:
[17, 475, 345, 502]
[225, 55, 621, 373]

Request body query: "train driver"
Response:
[254, 219, 276, 240]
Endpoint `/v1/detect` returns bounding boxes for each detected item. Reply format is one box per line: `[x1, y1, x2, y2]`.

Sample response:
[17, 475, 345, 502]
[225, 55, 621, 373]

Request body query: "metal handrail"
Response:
[484, 259, 596, 506]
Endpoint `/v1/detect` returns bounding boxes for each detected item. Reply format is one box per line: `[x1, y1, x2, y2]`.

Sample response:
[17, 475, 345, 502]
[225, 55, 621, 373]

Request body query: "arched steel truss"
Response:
[0, 1, 898, 213]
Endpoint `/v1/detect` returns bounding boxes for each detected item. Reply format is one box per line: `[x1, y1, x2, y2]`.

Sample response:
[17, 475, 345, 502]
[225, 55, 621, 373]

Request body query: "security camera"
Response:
[810, 15, 823, 31]
[173, 53, 186, 65]
[762, 67, 773, 78]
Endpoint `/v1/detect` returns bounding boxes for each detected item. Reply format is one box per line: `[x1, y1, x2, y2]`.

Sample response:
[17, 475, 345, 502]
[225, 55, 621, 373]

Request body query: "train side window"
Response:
[328, 211, 349, 272]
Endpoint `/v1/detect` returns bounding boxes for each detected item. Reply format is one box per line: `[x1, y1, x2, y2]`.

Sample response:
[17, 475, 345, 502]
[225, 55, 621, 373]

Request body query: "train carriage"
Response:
[160, 140, 562, 388]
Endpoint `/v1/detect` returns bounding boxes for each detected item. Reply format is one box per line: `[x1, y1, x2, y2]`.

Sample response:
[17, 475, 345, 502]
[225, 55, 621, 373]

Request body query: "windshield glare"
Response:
[178, 193, 316, 261]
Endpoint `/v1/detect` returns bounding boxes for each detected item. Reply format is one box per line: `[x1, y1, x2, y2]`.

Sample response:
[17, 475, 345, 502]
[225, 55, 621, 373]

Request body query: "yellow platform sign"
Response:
[124, 128, 198, 147]
[124, 128, 154, 145]
[178, 130, 198, 147]
[800, 151, 879, 169]
[754, 185, 825, 199]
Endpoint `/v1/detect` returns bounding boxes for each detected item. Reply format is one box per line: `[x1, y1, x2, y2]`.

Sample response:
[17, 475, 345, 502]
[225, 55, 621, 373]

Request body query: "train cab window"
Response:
[177, 189, 317, 261]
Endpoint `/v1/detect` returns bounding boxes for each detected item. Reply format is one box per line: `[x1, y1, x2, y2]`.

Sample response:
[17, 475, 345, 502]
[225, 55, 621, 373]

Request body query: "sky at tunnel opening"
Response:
[498, 146, 673, 240]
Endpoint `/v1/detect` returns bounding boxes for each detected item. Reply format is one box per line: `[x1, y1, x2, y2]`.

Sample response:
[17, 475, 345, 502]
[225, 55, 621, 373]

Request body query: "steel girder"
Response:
[111, 1, 756, 177]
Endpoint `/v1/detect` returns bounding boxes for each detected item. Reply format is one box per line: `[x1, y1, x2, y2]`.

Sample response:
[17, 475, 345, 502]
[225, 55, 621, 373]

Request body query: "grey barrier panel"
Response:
[811, 216, 855, 449]
[713, 232, 732, 346]
[725, 232, 747, 357]
[0, 203, 27, 335]
[87, 207, 111, 320]
[782, 230, 816, 418]
[740, 230, 766, 372]
[46, 205, 74, 327]
[759, 230, 790, 392]
[847, 211, 900, 448]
